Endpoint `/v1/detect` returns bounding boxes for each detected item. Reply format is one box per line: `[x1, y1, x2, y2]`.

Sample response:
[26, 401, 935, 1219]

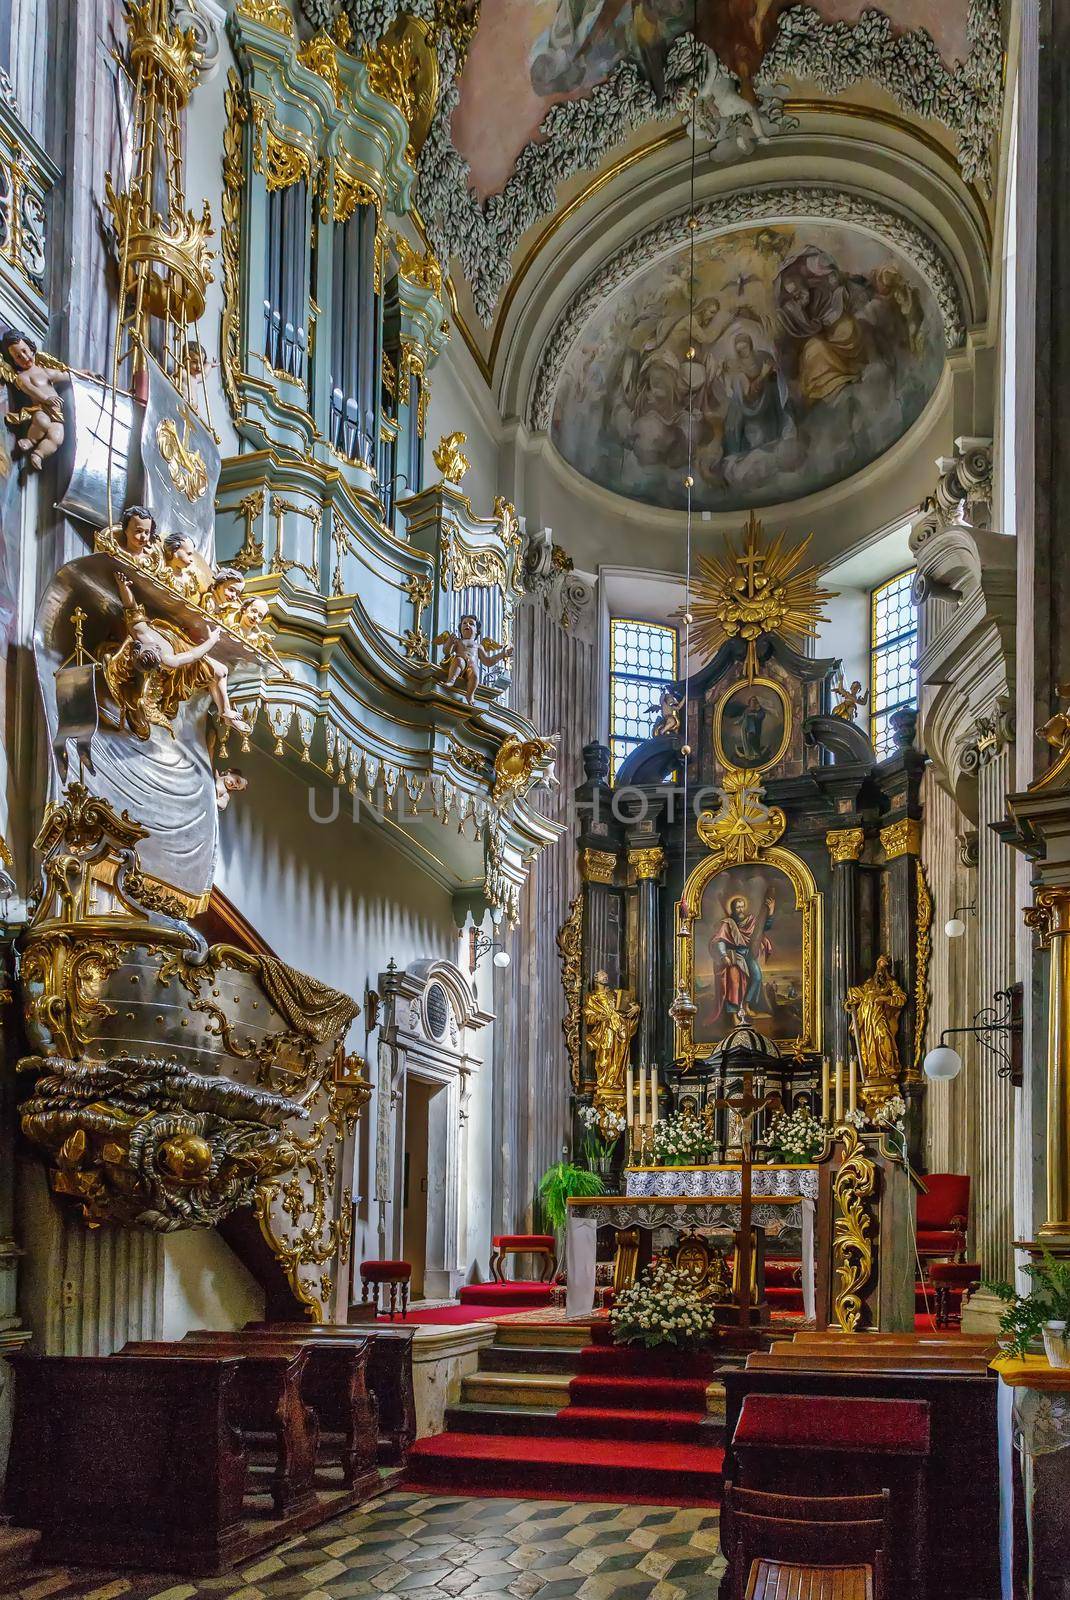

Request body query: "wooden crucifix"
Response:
[710, 1070, 782, 1328]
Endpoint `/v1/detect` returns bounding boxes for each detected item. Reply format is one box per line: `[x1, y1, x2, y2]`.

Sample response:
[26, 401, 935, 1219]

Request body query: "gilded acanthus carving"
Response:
[911, 866, 933, 1081]
[697, 769, 787, 868]
[826, 827, 865, 865]
[880, 818, 922, 860]
[492, 733, 559, 807]
[832, 1124, 878, 1332]
[432, 430, 470, 484]
[557, 895, 582, 1091]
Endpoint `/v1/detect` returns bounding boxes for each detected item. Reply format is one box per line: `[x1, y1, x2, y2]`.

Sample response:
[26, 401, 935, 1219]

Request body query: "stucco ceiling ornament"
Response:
[530, 186, 967, 432]
[302, 1, 1001, 323]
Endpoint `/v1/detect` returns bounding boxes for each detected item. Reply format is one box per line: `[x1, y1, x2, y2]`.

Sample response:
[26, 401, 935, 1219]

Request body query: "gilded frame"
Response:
[674, 843, 822, 1064]
[713, 675, 791, 774]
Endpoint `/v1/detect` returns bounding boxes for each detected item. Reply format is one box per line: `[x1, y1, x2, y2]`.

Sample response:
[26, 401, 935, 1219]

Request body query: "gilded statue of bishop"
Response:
[583, 971, 640, 1114]
[844, 953, 906, 1113]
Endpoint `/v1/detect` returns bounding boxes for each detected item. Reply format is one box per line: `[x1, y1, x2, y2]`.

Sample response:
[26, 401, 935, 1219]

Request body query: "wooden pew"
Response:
[121, 1340, 318, 1517]
[184, 1327, 379, 1493]
[7, 1353, 248, 1574]
[719, 1349, 1000, 1600]
[247, 1321, 416, 1466]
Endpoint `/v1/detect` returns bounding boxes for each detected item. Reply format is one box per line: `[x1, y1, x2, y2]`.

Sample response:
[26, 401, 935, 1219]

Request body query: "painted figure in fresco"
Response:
[775, 247, 870, 406]
[103, 574, 250, 739]
[722, 330, 794, 457]
[724, 692, 769, 764]
[434, 614, 513, 705]
[583, 970, 640, 1098]
[710, 890, 775, 1025]
[0, 327, 71, 473]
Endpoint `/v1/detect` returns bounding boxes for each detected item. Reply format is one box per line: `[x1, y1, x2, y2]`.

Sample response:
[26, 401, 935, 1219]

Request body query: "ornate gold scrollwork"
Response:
[629, 847, 665, 882]
[492, 733, 558, 807]
[558, 895, 583, 1090]
[696, 767, 787, 867]
[432, 431, 470, 484]
[236, 0, 295, 37]
[221, 69, 247, 416]
[580, 848, 618, 885]
[832, 1124, 878, 1331]
[232, 489, 266, 572]
[880, 818, 922, 860]
[260, 121, 313, 192]
[395, 232, 444, 296]
[362, 15, 439, 162]
[156, 414, 209, 502]
[297, 32, 342, 106]
[827, 827, 865, 865]
[911, 865, 933, 1079]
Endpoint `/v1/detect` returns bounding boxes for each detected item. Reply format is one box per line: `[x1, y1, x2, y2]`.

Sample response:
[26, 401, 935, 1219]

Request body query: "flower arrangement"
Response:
[764, 1106, 828, 1164]
[650, 1109, 715, 1166]
[610, 1260, 718, 1349]
[578, 1102, 627, 1168]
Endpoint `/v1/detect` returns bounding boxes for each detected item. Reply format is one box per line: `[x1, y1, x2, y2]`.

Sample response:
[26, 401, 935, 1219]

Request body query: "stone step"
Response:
[444, 1400, 727, 1445]
[459, 1369, 572, 1409]
[491, 1320, 592, 1349]
[477, 1343, 582, 1375]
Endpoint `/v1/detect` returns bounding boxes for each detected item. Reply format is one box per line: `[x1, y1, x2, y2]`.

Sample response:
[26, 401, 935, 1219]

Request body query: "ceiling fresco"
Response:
[548, 221, 947, 513]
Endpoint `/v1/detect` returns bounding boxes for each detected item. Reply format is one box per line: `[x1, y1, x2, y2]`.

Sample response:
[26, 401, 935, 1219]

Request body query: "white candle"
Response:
[848, 1054, 858, 1117]
[626, 1065, 635, 1134]
[821, 1059, 830, 1123]
[638, 1064, 648, 1127]
[650, 1068, 660, 1124]
[835, 1059, 844, 1123]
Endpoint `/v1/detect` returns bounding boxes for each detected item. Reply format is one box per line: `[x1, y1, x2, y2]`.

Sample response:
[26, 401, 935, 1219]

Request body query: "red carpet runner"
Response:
[456, 1281, 556, 1309]
[403, 1324, 724, 1504]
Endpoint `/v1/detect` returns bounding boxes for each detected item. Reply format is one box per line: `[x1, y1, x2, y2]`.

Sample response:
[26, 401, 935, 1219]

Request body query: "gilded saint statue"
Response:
[583, 971, 640, 1112]
[844, 953, 906, 1113]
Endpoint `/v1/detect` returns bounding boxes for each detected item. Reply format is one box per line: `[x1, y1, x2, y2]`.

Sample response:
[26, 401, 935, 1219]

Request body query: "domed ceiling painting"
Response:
[548, 222, 947, 513]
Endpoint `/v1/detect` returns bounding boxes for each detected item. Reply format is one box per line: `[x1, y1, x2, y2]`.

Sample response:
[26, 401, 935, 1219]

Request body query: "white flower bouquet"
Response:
[610, 1261, 718, 1350]
[650, 1109, 715, 1166]
[578, 1102, 627, 1166]
[764, 1106, 828, 1164]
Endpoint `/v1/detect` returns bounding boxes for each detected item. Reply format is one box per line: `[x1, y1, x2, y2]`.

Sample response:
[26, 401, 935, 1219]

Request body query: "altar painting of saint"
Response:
[693, 864, 805, 1044]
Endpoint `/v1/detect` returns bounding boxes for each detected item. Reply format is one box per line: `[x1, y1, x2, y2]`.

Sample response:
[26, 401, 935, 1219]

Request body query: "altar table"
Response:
[565, 1165, 818, 1321]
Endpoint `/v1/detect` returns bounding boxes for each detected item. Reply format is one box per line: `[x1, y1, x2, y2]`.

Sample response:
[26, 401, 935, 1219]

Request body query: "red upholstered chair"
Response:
[360, 1259, 411, 1319]
[489, 1233, 558, 1283]
[916, 1173, 970, 1266]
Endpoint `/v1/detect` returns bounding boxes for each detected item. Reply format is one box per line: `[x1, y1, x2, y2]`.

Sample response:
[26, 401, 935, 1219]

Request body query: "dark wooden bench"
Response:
[6, 1353, 248, 1574]
[121, 1340, 318, 1517]
[185, 1327, 379, 1493]
[247, 1320, 416, 1466]
[720, 1353, 999, 1600]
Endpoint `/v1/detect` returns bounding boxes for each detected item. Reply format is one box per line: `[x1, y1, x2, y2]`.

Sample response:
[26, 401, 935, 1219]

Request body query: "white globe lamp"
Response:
[944, 917, 967, 938]
[923, 1045, 963, 1081]
[492, 948, 511, 969]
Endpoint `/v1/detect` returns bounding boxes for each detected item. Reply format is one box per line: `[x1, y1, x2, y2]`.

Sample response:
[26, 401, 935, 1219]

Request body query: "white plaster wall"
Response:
[815, 588, 870, 701]
[161, 1228, 264, 1339]
[423, 336, 503, 519]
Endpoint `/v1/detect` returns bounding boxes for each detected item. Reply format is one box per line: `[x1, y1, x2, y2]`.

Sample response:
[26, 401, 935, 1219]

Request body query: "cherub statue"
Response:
[0, 327, 71, 473]
[649, 684, 684, 737]
[214, 766, 248, 810]
[162, 531, 208, 601]
[831, 669, 870, 723]
[102, 573, 250, 739]
[433, 613, 512, 705]
[236, 595, 294, 679]
[204, 567, 246, 627]
[96, 504, 165, 576]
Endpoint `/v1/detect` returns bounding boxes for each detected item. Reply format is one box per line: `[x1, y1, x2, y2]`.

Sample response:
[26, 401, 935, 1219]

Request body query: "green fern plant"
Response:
[537, 1160, 604, 1234]
[984, 1248, 1070, 1356]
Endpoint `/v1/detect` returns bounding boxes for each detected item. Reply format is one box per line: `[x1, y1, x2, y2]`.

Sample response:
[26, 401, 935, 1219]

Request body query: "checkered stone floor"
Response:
[6, 1492, 725, 1600]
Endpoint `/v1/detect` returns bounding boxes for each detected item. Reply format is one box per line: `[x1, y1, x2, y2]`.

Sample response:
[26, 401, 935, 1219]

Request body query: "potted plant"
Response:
[537, 1156, 605, 1243]
[577, 1103, 627, 1188]
[986, 1248, 1070, 1365]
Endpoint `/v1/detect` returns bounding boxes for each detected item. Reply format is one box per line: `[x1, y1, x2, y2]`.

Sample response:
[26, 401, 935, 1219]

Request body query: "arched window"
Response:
[870, 570, 918, 756]
[609, 619, 678, 777]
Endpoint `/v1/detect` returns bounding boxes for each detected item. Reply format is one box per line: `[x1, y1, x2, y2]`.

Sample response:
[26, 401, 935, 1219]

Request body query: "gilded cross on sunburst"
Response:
[688, 512, 836, 680]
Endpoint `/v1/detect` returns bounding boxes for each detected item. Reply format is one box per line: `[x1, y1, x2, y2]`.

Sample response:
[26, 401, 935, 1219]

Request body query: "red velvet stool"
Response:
[360, 1259, 411, 1319]
[732, 1393, 930, 1600]
[489, 1233, 558, 1283]
[929, 1260, 981, 1328]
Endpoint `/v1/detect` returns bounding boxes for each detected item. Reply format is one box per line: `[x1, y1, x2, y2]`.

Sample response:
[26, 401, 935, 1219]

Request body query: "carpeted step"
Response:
[402, 1430, 724, 1505]
[458, 1282, 556, 1308]
[567, 1374, 710, 1411]
[575, 1344, 719, 1380]
[554, 1405, 718, 1444]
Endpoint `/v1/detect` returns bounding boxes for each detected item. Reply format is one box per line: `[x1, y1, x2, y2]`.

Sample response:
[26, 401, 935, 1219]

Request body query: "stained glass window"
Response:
[609, 619, 678, 778]
[870, 571, 918, 758]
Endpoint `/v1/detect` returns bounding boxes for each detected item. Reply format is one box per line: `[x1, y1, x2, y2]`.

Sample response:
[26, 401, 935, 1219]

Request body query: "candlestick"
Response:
[650, 1068, 660, 1124]
[821, 1059, 830, 1123]
[638, 1063, 648, 1127]
[848, 1054, 858, 1117]
[626, 1065, 634, 1135]
[835, 1058, 844, 1123]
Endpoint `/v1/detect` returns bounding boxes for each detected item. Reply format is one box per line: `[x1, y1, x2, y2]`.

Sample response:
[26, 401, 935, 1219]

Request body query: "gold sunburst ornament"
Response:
[689, 511, 836, 680]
